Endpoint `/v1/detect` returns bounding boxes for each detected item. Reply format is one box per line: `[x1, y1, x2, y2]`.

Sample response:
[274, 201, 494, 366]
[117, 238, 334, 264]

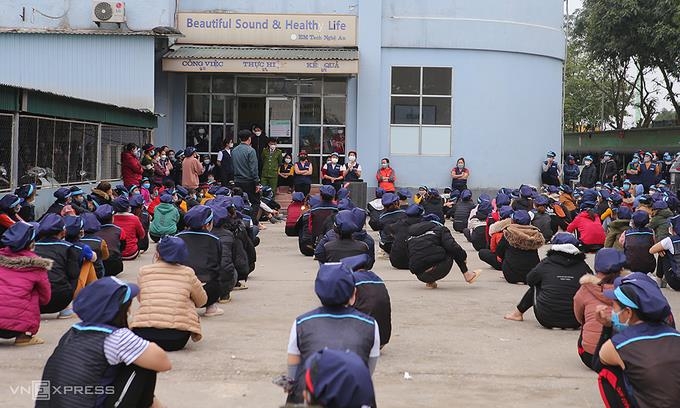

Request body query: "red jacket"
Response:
[0, 248, 52, 335]
[567, 211, 606, 246]
[286, 202, 306, 230]
[376, 167, 396, 192]
[121, 151, 143, 187]
[113, 213, 145, 257]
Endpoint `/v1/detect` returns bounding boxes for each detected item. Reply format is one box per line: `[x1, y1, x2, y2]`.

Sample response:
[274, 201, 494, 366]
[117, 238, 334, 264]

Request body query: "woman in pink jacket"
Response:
[0, 222, 52, 346]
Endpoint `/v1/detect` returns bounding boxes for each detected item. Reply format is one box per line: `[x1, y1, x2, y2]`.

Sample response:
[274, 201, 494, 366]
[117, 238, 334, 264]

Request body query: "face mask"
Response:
[442, 193, 451, 199]
[595, 186, 602, 191]
[74, 196, 84, 203]
[611, 309, 630, 332]
[270, 145, 277, 150]
[150, 150, 155, 157]
[457, 164, 464, 169]
[623, 184, 631, 190]
[644, 157, 651, 163]
[331, 158, 339, 164]
[284, 158, 292, 164]
[204, 160, 211, 165]
[381, 163, 388, 168]
[632, 158, 639, 164]
[348, 155, 356, 162]
[228, 143, 234, 149]
[134, 150, 141, 158]
[666, 160, 672, 165]
[142, 183, 150, 189]
[584, 160, 592, 166]
[207, 177, 215, 183]
[168, 155, 175, 160]
[160, 155, 167, 160]
[254, 131, 262, 137]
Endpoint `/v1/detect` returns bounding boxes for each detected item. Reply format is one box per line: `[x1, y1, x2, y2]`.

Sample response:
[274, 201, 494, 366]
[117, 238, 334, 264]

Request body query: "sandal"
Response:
[15, 336, 45, 346]
[466, 270, 481, 284]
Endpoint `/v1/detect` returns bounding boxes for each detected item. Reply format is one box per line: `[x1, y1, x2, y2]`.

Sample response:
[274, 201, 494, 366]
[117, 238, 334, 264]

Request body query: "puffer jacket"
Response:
[488, 218, 513, 262]
[176, 230, 222, 284]
[573, 275, 614, 355]
[113, 213, 145, 257]
[531, 211, 554, 242]
[496, 224, 545, 283]
[388, 216, 423, 269]
[149, 203, 180, 237]
[604, 219, 630, 249]
[407, 220, 467, 274]
[453, 200, 476, 232]
[131, 260, 208, 342]
[649, 208, 674, 243]
[121, 151, 143, 187]
[0, 248, 52, 335]
[567, 211, 606, 246]
[210, 226, 237, 295]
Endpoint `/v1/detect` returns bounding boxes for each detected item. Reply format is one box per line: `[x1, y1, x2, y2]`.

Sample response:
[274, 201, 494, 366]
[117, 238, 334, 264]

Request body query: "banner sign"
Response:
[176, 13, 357, 47]
[163, 58, 358, 74]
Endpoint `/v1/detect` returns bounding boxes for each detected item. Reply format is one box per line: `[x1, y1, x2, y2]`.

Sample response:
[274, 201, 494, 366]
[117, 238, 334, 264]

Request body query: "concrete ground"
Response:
[2, 221, 679, 408]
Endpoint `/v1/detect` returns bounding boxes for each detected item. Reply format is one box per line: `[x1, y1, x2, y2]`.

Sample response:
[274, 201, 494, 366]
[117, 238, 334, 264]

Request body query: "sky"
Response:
[568, 0, 583, 14]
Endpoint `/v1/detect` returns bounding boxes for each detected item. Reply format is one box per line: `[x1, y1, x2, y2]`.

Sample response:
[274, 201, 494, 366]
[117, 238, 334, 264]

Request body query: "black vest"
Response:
[623, 228, 656, 273]
[323, 239, 370, 262]
[34, 238, 79, 294]
[95, 225, 123, 261]
[79, 235, 105, 278]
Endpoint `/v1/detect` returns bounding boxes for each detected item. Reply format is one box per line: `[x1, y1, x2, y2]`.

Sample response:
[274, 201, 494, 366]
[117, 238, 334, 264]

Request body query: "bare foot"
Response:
[504, 310, 524, 321]
[151, 397, 165, 408]
[425, 282, 438, 289]
[464, 270, 481, 284]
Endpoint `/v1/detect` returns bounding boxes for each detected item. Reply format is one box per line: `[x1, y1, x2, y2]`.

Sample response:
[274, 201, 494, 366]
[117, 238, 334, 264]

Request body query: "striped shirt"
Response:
[104, 328, 150, 366]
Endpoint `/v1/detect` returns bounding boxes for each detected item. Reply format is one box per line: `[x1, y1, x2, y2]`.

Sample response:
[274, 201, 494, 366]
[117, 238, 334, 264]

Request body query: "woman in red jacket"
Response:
[121, 143, 143, 188]
[375, 158, 396, 192]
[567, 201, 606, 253]
[112, 196, 145, 261]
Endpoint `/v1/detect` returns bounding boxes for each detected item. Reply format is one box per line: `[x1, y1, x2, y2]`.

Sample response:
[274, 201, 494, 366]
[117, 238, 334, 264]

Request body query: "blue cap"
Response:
[652, 200, 669, 210]
[637, 195, 651, 205]
[94, 204, 114, 222]
[69, 186, 85, 196]
[81, 213, 101, 233]
[207, 185, 220, 195]
[231, 195, 245, 211]
[112, 196, 130, 213]
[519, 185, 533, 198]
[159, 193, 174, 204]
[1, 221, 38, 252]
[405, 204, 424, 217]
[315, 263, 355, 306]
[604, 272, 671, 321]
[129, 194, 145, 208]
[64, 215, 84, 238]
[477, 193, 491, 204]
[350, 208, 367, 228]
[546, 151, 556, 158]
[381, 192, 399, 206]
[397, 189, 411, 200]
[0, 194, 22, 211]
[374, 187, 385, 199]
[534, 195, 550, 206]
[423, 213, 441, 223]
[580, 201, 596, 211]
[337, 188, 350, 200]
[616, 206, 633, 220]
[157, 236, 188, 264]
[292, 192, 305, 202]
[304, 349, 375, 408]
[495, 193, 510, 207]
[73, 277, 139, 325]
[604, 151, 613, 157]
[208, 204, 230, 227]
[546, 185, 559, 194]
[583, 155, 593, 161]
[550, 232, 579, 246]
[460, 189, 472, 201]
[598, 190, 610, 200]
[594, 248, 626, 274]
[184, 146, 196, 157]
[608, 193, 623, 205]
[632, 210, 649, 227]
[175, 186, 189, 198]
[559, 184, 573, 194]
[512, 210, 531, 225]
[38, 213, 65, 235]
[340, 254, 372, 272]
[334, 210, 360, 234]
[53, 187, 72, 201]
[623, 179, 631, 185]
[128, 185, 140, 195]
[428, 188, 440, 197]
[14, 184, 35, 199]
[499, 205, 514, 219]
[183, 205, 214, 229]
[215, 186, 231, 196]
[337, 199, 355, 211]
[476, 201, 493, 217]
[319, 185, 336, 198]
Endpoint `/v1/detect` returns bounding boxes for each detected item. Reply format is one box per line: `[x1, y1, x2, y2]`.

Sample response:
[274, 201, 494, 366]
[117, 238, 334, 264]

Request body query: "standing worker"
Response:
[232, 129, 261, 226]
[541, 151, 561, 186]
[181, 146, 204, 192]
[562, 155, 580, 187]
[599, 151, 618, 184]
[639, 151, 661, 192]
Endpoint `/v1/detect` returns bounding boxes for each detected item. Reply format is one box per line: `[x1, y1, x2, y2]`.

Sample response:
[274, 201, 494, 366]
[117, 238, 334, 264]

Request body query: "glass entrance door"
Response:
[266, 97, 295, 158]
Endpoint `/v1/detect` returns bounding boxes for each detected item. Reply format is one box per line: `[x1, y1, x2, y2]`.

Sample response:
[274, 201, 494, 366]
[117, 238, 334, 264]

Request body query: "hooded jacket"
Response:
[604, 219, 630, 249]
[496, 224, 545, 283]
[149, 202, 180, 237]
[407, 220, 467, 274]
[573, 275, 614, 355]
[526, 244, 592, 329]
[0, 248, 52, 334]
[579, 164, 598, 188]
[566, 211, 606, 246]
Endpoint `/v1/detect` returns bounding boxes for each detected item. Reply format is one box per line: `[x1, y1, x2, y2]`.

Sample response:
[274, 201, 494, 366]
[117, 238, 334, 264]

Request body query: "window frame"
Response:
[389, 66, 454, 156]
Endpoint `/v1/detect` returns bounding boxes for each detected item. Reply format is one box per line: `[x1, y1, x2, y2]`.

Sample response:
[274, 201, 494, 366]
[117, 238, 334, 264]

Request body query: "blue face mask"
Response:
[142, 183, 150, 189]
[611, 309, 630, 332]
[623, 184, 631, 190]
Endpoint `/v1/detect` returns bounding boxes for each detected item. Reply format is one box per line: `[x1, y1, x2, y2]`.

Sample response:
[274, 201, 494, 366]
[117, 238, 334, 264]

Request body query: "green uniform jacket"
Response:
[261, 147, 283, 178]
[649, 208, 674, 243]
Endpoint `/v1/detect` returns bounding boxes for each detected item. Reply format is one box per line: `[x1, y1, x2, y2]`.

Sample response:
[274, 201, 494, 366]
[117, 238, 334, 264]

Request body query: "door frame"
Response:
[265, 96, 297, 157]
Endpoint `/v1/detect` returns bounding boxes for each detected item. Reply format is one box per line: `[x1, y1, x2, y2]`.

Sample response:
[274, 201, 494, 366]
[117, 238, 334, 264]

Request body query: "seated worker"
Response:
[342, 254, 392, 348]
[595, 273, 680, 408]
[504, 233, 592, 328]
[149, 192, 180, 242]
[464, 200, 492, 251]
[15, 184, 37, 222]
[204, 201, 237, 303]
[112, 196, 145, 261]
[496, 210, 545, 284]
[406, 214, 480, 289]
[286, 263, 380, 405]
[176, 205, 224, 317]
[130, 194, 150, 253]
[604, 206, 632, 249]
[559, 185, 578, 218]
[37, 277, 171, 408]
[397, 188, 411, 210]
[94, 204, 125, 277]
[0, 194, 24, 236]
[221, 200, 257, 291]
[34, 214, 82, 318]
[567, 201, 606, 253]
[376, 192, 406, 253]
[285, 192, 307, 237]
[649, 200, 674, 283]
[649, 214, 680, 290]
[453, 189, 476, 233]
[531, 195, 554, 243]
[479, 206, 514, 270]
[601, 193, 623, 232]
[131, 236, 208, 351]
[302, 349, 376, 408]
[619, 210, 656, 275]
[0, 222, 51, 346]
[573, 248, 626, 371]
[78, 213, 109, 278]
[259, 185, 284, 224]
[315, 210, 370, 264]
[315, 208, 375, 269]
[511, 185, 534, 212]
[69, 186, 91, 215]
[389, 204, 425, 270]
[367, 188, 385, 231]
[63, 216, 99, 294]
[40, 187, 72, 219]
[421, 188, 444, 221]
[308, 185, 339, 247]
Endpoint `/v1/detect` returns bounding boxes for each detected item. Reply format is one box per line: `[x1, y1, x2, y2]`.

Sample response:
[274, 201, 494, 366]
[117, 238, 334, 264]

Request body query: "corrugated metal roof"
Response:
[163, 46, 359, 60]
[0, 28, 155, 36]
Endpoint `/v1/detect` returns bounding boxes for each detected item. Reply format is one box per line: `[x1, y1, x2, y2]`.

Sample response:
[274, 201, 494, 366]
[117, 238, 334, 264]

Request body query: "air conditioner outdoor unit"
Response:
[92, 1, 126, 25]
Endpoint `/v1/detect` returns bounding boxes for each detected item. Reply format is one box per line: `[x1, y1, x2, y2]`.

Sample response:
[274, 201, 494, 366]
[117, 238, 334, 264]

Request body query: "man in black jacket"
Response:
[579, 155, 598, 188]
[177, 205, 224, 317]
[599, 151, 618, 183]
[406, 214, 480, 288]
[504, 233, 592, 328]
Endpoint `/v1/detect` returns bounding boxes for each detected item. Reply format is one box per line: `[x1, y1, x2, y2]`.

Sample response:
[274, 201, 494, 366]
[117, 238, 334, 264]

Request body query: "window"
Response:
[101, 126, 152, 181]
[0, 115, 12, 190]
[186, 75, 236, 154]
[390, 67, 453, 155]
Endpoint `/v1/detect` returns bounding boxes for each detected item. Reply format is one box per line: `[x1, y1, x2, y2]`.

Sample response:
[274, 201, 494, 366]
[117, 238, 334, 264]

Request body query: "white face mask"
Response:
[331, 158, 339, 164]
[284, 158, 292, 164]
[381, 163, 388, 168]
[160, 155, 167, 160]
[228, 143, 234, 149]
[254, 131, 262, 137]
[270, 144, 276, 150]
[348, 155, 356, 162]
[204, 160, 211, 165]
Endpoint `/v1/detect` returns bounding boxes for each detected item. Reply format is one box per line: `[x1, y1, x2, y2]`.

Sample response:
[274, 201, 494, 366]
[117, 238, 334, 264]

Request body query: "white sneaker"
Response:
[204, 304, 224, 317]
